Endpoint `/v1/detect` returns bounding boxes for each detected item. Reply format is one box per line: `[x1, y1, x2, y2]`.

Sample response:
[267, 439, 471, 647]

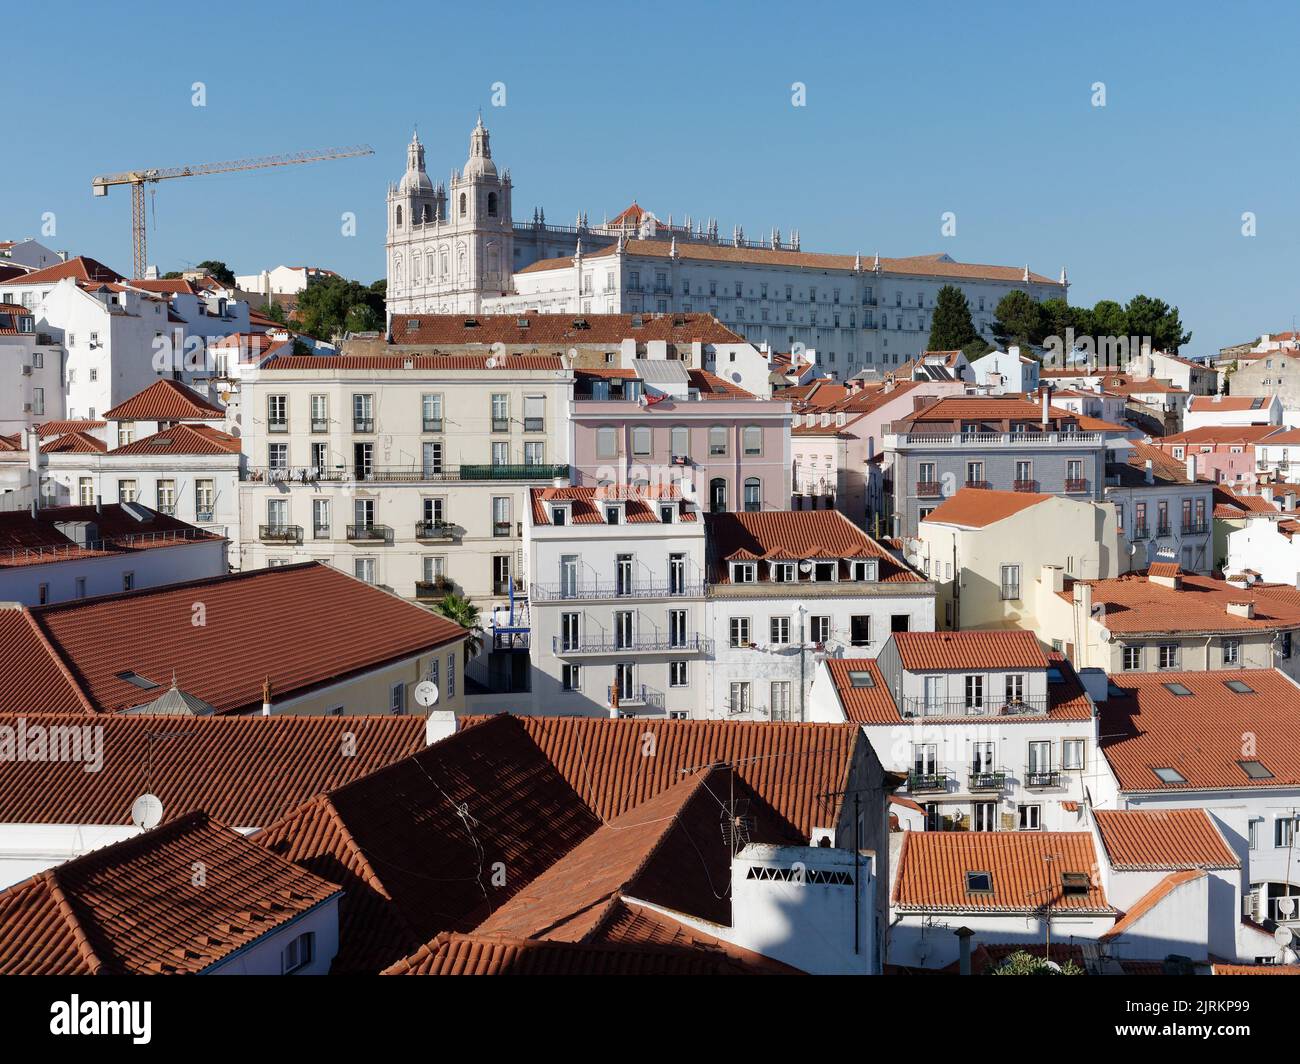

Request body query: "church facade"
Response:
[386, 121, 1069, 374]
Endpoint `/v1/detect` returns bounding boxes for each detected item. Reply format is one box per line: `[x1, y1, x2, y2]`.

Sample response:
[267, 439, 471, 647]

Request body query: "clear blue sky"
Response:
[7, 0, 1299, 353]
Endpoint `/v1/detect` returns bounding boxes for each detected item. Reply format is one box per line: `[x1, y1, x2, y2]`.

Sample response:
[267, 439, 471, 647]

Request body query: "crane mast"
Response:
[91, 145, 374, 279]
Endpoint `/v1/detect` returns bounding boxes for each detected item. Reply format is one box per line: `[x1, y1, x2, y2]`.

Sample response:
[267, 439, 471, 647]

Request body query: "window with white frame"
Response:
[1000, 564, 1020, 600]
[770, 616, 790, 644]
[1063, 739, 1085, 770]
[669, 660, 688, 687]
[1018, 805, 1041, 831]
[281, 932, 315, 974]
[1122, 644, 1142, 670]
[729, 617, 751, 647]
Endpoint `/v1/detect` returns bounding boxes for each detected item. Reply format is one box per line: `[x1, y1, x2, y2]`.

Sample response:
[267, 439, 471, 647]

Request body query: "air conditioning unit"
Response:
[22, 403, 32, 412]
[20, 365, 32, 376]
[1243, 892, 1261, 922]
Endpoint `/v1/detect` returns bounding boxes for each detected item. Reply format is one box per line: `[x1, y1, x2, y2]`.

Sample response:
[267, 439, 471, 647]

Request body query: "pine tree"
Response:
[927, 285, 978, 351]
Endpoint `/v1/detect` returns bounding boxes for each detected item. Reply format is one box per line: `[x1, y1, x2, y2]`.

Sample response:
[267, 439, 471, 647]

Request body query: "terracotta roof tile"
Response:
[0, 713, 426, 825]
[530, 484, 693, 525]
[1099, 669, 1300, 791]
[1062, 572, 1300, 634]
[263, 353, 566, 371]
[102, 379, 225, 421]
[40, 431, 105, 454]
[0, 811, 339, 974]
[109, 423, 240, 456]
[13, 562, 464, 714]
[0, 256, 121, 287]
[893, 629, 1048, 670]
[0, 503, 219, 570]
[1186, 395, 1273, 412]
[892, 831, 1111, 912]
[1092, 809, 1239, 870]
[389, 311, 743, 346]
[1213, 963, 1300, 975]
[921, 487, 1054, 528]
[34, 419, 106, 437]
[705, 511, 917, 582]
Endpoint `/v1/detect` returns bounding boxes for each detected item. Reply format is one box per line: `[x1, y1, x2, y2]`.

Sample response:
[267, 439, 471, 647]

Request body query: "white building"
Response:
[808, 630, 1106, 833]
[1226, 516, 1300, 584]
[0, 302, 63, 434]
[0, 502, 226, 606]
[523, 484, 707, 718]
[234, 264, 340, 297]
[0, 239, 63, 271]
[385, 121, 1068, 373]
[970, 345, 1040, 394]
[704, 510, 935, 722]
[1184, 393, 1282, 431]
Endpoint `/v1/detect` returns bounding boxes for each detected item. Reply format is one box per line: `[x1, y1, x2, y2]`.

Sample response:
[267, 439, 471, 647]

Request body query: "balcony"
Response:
[346, 524, 393, 544]
[969, 769, 1008, 791]
[415, 578, 456, 601]
[460, 463, 567, 481]
[964, 479, 989, 490]
[531, 580, 707, 601]
[244, 463, 568, 485]
[494, 578, 525, 597]
[1065, 478, 1089, 493]
[1131, 524, 1149, 540]
[158, 504, 176, 516]
[268, 419, 288, 434]
[353, 418, 374, 433]
[313, 524, 330, 539]
[1013, 479, 1038, 492]
[422, 418, 444, 433]
[311, 418, 329, 433]
[524, 417, 544, 433]
[493, 520, 514, 538]
[889, 430, 1104, 448]
[1025, 769, 1062, 789]
[900, 696, 1048, 720]
[259, 524, 302, 544]
[1156, 524, 1172, 538]
[491, 417, 510, 433]
[555, 634, 711, 656]
[416, 520, 456, 541]
[196, 510, 215, 523]
[916, 481, 943, 498]
[1182, 522, 1208, 535]
[606, 684, 664, 710]
[907, 769, 953, 793]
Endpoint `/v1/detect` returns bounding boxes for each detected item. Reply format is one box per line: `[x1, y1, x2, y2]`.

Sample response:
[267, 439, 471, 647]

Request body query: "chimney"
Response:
[1039, 384, 1050, 426]
[424, 710, 457, 745]
[1226, 600, 1255, 619]
[1185, 454, 1197, 482]
[1073, 581, 1093, 632]
[27, 428, 40, 478]
[955, 927, 975, 976]
[261, 676, 273, 716]
[1144, 460, 1154, 485]
[1041, 564, 1065, 594]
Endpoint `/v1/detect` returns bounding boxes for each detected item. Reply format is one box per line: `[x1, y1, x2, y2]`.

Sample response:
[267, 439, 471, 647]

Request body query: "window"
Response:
[75, 577, 86, 599]
[770, 616, 791, 644]
[1276, 817, 1297, 848]
[523, 395, 544, 433]
[1225, 678, 1254, 694]
[122, 571, 134, 592]
[268, 443, 288, 470]
[390, 683, 406, 715]
[850, 615, 871, 647]
[196, 480, 214, 521]
[118, 479, 138, 504]
[267, 394, 288, 431]
[37, 583, 49, 605]
[771, 681, 791, 721]
[743, 478, 761, 512]
[742, 426, 762, 456]
[1000, 564, 1020, 601]
[560, 612, 580, 652]
[1152, 767, 1187, 784]
[710, 478, 727, 513]
[354, 557, 375, 584]
[810, 615, 831, 644]
[156, 480, 175, 515]
[117, 422, 135, 447]
[964, 674, 984, 711]
[1157, 643, 1179, 670]
[352, 393, 374, 432]
[668, 553, 687, 595]
[1018, 805, 1041, 831]
[77, 477, 94, 506]
[1249, 818, 1262, 849]
[1238, 759, 1273, 780]
[729, 617, 751, 648]
[447, 652, 455, 698]
[668, 609, 687, 648]
[669, 660, 688, 688]
[281, 932, 315, 974]
[491, 441, 508, 466]
[311, 394, 328, 431]
[972, 803, 997, 832]
[670, 425, 689, 459]
[491, 393, 509, 432]
[596, 426, 618, 459]
[1063, 740, 1085, 770]
[965, 871, 993, 894]
[615, 553, 633, 593]
[1005, 673, 1025, 704]
[847, 670, 875, 689]
[709, 426, 728, 456]
[492, 496, 511, 537]
[422, 393, 443, 433]
[730, 561, 756, 583]
[1061, 873, 1091, 896]
[631, 425, 651, 456]
[1122, 645, 1142, 671]
[524, 441, 544, 466]
[562, 663, 581, 691]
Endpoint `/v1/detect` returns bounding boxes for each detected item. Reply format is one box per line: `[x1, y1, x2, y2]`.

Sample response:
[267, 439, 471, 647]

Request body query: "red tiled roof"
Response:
[102, 379, 225, 421]
[35, 419, 106, 437]
[0, 811, 339, 974]
[705, 510, 916, 582]
[893, 629, 1048, 670]
[530, 484, 694, 525]
[1062, 572, 1300, 634]
[1186, 395, 1272, 411]
[1100, 870, 1203, 942]
[109, 423, 240, 456]
[1092, 809, 1239, 870]
[40, 431, 106, 454]
[1100, 669, 1300, 791]
[1213, 963, 1300, 975]
[921, 487, 1053, 528]
[0, 713, 426, 825]
[892, 832, 1111, 912]
[126, 278, 196, 295]
[688, 368, 756, 399]
[9, 562, 464, 714]
[262, 353, 566, 371]
[1155, 425, 1280, 447]
[1213, 487, 1279, 517]
[389, 312, 743, 346]
[0, 256, 121, 287]
[0, 503, 218, 569]
[0, 610, 90, 713]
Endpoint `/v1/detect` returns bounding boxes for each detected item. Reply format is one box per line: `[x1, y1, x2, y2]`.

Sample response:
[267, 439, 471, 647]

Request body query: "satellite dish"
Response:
[799, 560, 814, 573]
[414, 680, 439, 708]
[1274, 925, 1295, 946]
[130, 793, 164, 830]
[486, 356, 498, 369]
[1278, 898, 1298, 920]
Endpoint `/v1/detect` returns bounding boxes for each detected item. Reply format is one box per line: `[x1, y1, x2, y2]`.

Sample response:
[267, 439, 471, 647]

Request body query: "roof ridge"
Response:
[41, 869, 105, 975]
[19, 608, 96, 715]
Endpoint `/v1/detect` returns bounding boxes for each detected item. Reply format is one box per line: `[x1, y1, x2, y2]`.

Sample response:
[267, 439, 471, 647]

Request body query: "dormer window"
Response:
[813, 561, 837, 582]
[605, 504, 623, 525]
[551, 504, 569, 526]
[771, 562, 794, 583]
[731, 561, 757, 583]
[660, 505, 674, 523]
[850, 559, 879, 582]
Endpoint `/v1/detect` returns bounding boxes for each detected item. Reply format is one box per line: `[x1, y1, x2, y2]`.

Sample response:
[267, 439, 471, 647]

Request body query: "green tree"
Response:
[431, 592, 483, 663]
[992, 290, 1043, 348]
[927, 285, 979, 351]
[259, 301, 288, 325]
[986, 950, 1083, 976]
[196, 260, 236, 287]
[293, 276, 386, 340]
[345, 303, 383, 333]
[1125, 294, 1192, 352]
[961, 337, 995, 360]
[1090, 299, 1127, 339]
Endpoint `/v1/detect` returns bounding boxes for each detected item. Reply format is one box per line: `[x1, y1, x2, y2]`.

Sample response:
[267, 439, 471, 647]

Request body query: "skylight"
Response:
[115, 670, 160, 691]
[1152, 766, 1187, 784]
[1224, 680, 1255, 694]
[847, 670, 875, 688]
[1061, 872, 1091, 896]
[1238, 760, 1274, 780]
[1162, 682, 1194, 697]
[965, 871, 992, 894]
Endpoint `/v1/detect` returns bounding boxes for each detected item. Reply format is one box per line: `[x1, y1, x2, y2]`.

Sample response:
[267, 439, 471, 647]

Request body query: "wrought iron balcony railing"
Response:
[555, 634, 712, 656]
[415, 520, 457, 540]
[531, 581, 707, 601]
[907, 769, 953, 793]
[1025, 769, 1061, 789]
[415, 578, 456, 600]
[969, 769, 1008, 791]
[346, 524, 393, 544]
[259, 524, 302, 544]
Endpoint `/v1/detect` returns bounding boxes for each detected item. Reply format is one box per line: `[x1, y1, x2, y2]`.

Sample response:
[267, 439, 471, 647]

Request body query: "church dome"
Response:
[399, 130, 434, 193]
[462, 115, 498, 179]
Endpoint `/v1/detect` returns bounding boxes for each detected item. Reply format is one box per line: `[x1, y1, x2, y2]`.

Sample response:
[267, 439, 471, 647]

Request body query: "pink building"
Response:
[1151, 425, 1280, 489]
[570, 366, 790, 513]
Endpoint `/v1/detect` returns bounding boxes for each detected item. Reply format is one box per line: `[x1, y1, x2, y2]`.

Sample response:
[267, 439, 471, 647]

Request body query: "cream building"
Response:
[236, 350, 573, 620]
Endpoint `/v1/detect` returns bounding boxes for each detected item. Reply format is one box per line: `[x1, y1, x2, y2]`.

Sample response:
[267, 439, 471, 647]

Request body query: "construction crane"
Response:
[92, 145, 375, 280]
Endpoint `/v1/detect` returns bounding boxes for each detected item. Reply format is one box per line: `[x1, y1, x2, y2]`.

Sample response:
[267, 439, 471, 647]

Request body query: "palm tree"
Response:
[432, 592, 483, 662]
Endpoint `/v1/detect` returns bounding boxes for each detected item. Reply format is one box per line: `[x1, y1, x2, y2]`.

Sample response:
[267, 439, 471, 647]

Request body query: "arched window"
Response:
[459, 192, 467, 217]
[440, 249, 449, 277]
[410, 254, 420, 282]
[488, 192, 498, 216]
[426, 253, 435, 277]
[392, 256, 403, 290]
[709, 478, 727, 513]
[395, 205, 403, 227]
[744, 478, 761, 512]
